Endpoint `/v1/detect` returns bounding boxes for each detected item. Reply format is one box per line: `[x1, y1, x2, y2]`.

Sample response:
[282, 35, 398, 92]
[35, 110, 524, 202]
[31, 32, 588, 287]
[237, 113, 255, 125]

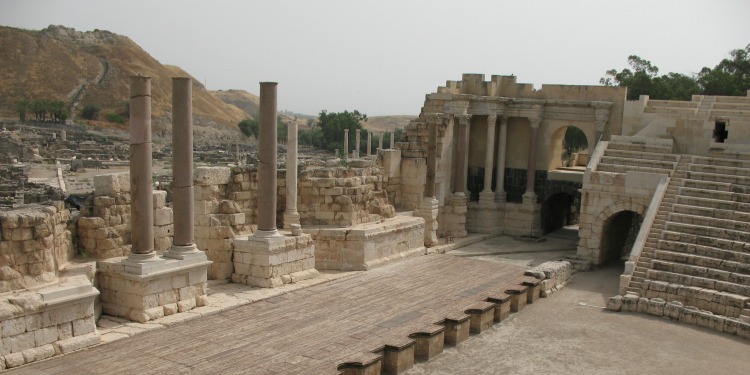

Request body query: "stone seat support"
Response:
[504, 285, 529, 312]
[485, 293, 512, 322]
[693, 156, 750, 169]
[683, 179, 750, 194]
[603, 148, 679, 162]
[464, 301, 496, 334]
[408, 325, 445, 362]
[641, 278, 749, 317]
[690, 163, 750, 178]
[687, 171, 750, 185]
[666, 221, 750, 243]
[440, 314, 470, 346]
[650, 260, 750, 288]
[605, 142, 674, 154]
[654, 249, 750, 275]
[662, 230, 750, 254]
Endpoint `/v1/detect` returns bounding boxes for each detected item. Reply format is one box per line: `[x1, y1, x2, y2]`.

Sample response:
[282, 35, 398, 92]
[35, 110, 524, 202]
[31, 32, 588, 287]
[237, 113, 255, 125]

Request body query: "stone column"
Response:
[284, 121, 300, 228]
[390, 130, 395, 149]
[61, 129, 67, 141]
[418, 120, 440, 246]
[344, 128, 349, 157]
[453, 115, 470, 196]
[367, 131, 372, 156]
[495, 116, 508, 203]
[126, 75, 156, 265]
[524, 118, 541, 201]
[166, 77, 202, 260]
[256, 82, 279, 237]
[479, 114, 497, 204]
[378, 132, 384, 153]
[355, 129, 361, 158]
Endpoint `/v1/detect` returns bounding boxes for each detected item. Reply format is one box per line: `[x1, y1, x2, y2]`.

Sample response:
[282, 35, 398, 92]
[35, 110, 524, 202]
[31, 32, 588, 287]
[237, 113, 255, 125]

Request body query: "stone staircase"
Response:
[631, 154, 750, 322]
[597, 140, 678, 176]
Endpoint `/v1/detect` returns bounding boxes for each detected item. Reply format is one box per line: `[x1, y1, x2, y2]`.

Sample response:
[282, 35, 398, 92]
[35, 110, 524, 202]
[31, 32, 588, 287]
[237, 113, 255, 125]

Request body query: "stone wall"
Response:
[77, 173, 174, 260]
[0, 203, 73, 293]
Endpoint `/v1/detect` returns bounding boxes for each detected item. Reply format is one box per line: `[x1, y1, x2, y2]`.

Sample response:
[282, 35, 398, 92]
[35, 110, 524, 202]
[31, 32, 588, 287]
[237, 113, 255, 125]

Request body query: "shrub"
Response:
[105, 112, 126, 124]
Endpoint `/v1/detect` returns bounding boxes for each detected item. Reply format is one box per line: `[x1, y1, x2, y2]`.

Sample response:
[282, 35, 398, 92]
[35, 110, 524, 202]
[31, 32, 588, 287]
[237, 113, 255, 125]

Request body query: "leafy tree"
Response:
[697, 44, 750, 96]
[16, 100, 29, 122]
[316, 110, 367, 152]
[277, 117, 288, 143]
[81, 104, 101, 120]
[238, 117, 259, 139]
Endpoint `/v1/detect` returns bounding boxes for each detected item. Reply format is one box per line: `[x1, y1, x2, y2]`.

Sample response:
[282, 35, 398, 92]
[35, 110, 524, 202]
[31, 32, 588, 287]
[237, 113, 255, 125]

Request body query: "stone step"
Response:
[637, 260, 651, 268]
[596, 163, 673, 175]
[646, 267, 750, 296]
[692, 156, 750, 170]
[606, 142, 674, 154]
[687, 170, 750, 186]
[682, 178, 750, 194]
[633, 270, 647, 279]
[678, 186, 750, 204]
[671, 203, 750, 223]
[641, 278, 750, 317]
[651, 258, 750, 286]
[653, 249, 750, 276]
[603, 148, 679, 162]
[675, 195, 750, 212]
[668, 212, 750, 232]
[599, 156, 677, 170]
[658, 236, 750, 261]
[666, 221, 750, 243]
[707, 150, 750, 161]
[690, 163, 750, 178]
[625, 287, 641, 295]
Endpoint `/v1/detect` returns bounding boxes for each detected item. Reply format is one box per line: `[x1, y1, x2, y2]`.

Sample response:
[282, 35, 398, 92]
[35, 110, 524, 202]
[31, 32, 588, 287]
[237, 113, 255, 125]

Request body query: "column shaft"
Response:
[355, 129, 361, 157]
[367, 131, 372, 155]
[481, 115, 496, 196]
[525, 120, 541, 195]
[129, 76, 154, 256]
[425, 123, 437, 198]
[378, 132, 383, 152]
[171, 77, 194, 247]
[454, 115, 469, 196]
[390, 131, 395, 149]
[257, 82, 278, 235]
[344, 129, 349, 156]
[495, 117, 508, 201]
[284, 121, 299, 228]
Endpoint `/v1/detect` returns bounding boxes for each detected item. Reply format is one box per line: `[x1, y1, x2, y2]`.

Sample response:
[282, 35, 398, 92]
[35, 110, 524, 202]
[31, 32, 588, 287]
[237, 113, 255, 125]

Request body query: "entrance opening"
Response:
[541, 193, 576, 233]
[713, 120, 728, 143]
[549, 126, 589, 170]
[600, 210, 644, 263]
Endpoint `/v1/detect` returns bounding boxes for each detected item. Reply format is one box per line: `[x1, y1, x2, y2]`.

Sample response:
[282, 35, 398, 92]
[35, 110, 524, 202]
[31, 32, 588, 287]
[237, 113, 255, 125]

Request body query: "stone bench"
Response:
[678, 187, 750, 204]
[440, 313, 470, 346]
[687, 170, 750, 185]
[464, 301, 496, 334]
[600, 156, 676, 170]
[690, 163, 750, 178]
[671, 204, 750, 223]
[666, 222, 750, 243]
[504, 285, 529, 313]
[603, 148, 679, 162]
[596, 163, 673, 176]
[676, 195, 750, 211]
[408, 325, 445, 362]
[693, 156, 750, 169]
[668, 212, 750, 232]
[659, 236, 750, 260]
[654, 249, 750, 275]
[646, 267, 750, 296]
[641, 279, 749, 317]
[337, 352, 382, 375]
[606, 142, 674, 154]
[682, 179, 735, 192]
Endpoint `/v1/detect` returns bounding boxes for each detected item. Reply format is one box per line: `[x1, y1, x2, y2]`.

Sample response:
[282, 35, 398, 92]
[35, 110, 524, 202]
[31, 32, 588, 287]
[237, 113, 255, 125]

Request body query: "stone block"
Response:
[383, 339, 415, 374]
[4, 352, 25, 368]
[94, 173, 130, 196]
[177, 298, 196, 313]
[194, 167, 232, 186]
[442, 315, 470, 346]
[153, 190, 167, 208]
[153, 207, 173, 226]
[34, 326, 59, 346]
[53, 332, 100, 354]
[21, 343, 55, 364]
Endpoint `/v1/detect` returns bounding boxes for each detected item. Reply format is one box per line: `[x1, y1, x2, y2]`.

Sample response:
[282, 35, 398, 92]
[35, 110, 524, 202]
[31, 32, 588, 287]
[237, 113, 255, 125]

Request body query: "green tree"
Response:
[697, 44, 750, 96]
[238, 117, 259, 139]
[600, 55, 664, 100]
[277, 117, 288, 143]
[316, 110, 367, 152]
[16, 100, 29, 122]
[81, 104, 101, 120]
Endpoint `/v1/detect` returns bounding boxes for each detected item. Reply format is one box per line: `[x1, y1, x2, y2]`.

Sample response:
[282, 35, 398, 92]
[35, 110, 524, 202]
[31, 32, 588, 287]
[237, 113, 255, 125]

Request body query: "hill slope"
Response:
[0, 25, 246, 132]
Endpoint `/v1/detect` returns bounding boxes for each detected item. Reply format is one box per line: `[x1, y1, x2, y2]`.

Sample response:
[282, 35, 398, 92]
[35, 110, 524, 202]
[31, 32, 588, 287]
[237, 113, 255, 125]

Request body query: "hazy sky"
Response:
[1, 0, 749, 116]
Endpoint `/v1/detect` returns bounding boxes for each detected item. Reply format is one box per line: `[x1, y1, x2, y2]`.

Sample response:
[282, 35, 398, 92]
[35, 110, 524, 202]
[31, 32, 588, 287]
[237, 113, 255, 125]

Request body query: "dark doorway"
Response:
[541, 193, 575, 233]
[713, 121, 728, 143]
[600, 210, 644, 263]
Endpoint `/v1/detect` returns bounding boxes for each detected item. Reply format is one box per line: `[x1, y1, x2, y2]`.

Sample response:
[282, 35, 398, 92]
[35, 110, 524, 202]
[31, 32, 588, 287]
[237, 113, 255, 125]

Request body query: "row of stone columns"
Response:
[341, 130, 395, 157]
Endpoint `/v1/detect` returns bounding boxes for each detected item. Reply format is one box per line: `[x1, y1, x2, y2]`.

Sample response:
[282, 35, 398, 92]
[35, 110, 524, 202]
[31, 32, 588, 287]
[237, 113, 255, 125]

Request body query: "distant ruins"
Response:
[1, 73, 750, 370]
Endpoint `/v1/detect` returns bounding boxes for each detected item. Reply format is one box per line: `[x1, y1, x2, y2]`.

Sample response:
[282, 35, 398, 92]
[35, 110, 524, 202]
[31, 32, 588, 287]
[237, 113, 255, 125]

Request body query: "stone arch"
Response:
[589, 201, 647, 264]
[546, 124, 592, 170]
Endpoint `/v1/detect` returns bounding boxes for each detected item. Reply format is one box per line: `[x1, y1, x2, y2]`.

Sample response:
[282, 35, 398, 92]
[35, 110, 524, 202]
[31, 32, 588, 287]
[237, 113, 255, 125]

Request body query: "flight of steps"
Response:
[597, 140, 678, 176]
[633, 154, 750, 321]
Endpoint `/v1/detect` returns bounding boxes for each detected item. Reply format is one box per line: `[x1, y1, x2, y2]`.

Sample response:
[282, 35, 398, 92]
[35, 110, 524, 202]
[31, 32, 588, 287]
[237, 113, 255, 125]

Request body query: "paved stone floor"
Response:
[15, 245, 532, 374]
[409, 258, 750, 374]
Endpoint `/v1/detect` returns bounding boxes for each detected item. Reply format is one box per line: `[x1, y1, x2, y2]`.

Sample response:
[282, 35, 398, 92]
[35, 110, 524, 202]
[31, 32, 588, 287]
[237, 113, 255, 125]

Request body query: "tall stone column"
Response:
[125, 75, 156, 266]
[284, 121, 300, 228]
[390, 130, 395, 149]
[166, 77, 203, 260]
[344, 128, 349, 157]
[479, 114, 497, 204]
[418, 120, 440, 246]
[256, 82, 279, 237]
[378, 132, 384, 153]
[453, 115, 470, 196]
[355, 129, 361, 158]
[524, 118, 541, 201]
[367, 131, 372, 156]
[495, 116, 508, 203]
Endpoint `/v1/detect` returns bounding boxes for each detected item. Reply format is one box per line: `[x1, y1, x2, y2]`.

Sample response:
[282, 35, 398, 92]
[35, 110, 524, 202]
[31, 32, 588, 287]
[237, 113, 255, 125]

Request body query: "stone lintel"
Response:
[98, 257, 211, 283]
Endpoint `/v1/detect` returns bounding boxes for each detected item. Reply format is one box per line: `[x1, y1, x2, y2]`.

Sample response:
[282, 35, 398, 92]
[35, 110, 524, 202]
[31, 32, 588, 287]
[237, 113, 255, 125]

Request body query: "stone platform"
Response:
[19, 254, 538, 374]
[309, 215, 425, 271]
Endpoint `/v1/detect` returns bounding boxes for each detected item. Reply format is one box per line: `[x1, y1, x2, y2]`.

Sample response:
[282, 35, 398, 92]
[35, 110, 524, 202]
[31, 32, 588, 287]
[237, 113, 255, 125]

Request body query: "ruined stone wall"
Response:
[0, 202, 73, 293]
[77, 173, 173, 260]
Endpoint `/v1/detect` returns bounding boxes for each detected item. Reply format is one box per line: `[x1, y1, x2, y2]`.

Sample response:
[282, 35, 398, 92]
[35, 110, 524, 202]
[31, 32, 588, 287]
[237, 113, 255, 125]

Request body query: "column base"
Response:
[417, 197, 440, 247]
[255, 229, 281, 238]
[232, 233, 319, 287]
[283, 211, 301, 229]
[97, 255, 211, 323]
[164, 243, 205, 261]
[494, 191, 506, 204]
[522, 191, 538, 204]
[478, 191, 496, 208]
[122, 252, 167, 275]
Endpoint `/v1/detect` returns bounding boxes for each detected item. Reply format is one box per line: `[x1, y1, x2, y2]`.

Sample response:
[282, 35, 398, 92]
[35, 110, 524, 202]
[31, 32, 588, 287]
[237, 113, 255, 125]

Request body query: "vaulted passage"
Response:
[600, 210, 643, 263]
[541, 192, 576, 234]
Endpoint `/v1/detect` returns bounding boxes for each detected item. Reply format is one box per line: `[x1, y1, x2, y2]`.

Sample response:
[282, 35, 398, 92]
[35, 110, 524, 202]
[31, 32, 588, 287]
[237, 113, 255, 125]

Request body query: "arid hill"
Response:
[364, 115, 417, 132]
[0, 25, 246, 133]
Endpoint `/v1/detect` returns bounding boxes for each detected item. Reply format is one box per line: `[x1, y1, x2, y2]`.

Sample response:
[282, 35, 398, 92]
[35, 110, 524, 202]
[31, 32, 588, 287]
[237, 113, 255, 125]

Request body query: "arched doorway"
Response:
[600, 210, 644, 263]
[548, 126, 590, 170]
[541, 192, 576, 233]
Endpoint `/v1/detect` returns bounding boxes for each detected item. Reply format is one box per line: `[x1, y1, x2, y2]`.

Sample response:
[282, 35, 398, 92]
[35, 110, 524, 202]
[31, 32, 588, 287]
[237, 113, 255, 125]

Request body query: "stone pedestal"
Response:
[417, 197, 439, 247]
[232, 232, 319, 287]
[97, 256, 211, 322]
[442, 195, 468, 238]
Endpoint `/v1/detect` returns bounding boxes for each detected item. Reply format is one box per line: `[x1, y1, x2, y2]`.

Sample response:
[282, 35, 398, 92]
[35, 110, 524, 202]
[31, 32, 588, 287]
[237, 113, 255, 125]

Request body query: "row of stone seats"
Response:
[640, 154, 750, 321]
[597, 138, 676, 175]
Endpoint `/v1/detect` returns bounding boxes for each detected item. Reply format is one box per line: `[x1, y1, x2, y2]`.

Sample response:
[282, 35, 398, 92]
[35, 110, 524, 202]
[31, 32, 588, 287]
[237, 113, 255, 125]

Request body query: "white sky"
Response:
[1, 0, 749, 116]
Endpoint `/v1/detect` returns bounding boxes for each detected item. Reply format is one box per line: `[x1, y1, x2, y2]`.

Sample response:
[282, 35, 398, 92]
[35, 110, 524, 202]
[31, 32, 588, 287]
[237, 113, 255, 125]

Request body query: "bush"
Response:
[81, 104, 101, 120]
[105, 112, 126, 124]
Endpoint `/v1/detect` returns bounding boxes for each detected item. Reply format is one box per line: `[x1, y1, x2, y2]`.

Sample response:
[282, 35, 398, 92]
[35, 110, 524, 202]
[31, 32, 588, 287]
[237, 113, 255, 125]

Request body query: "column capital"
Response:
[487, 113, 497, 127]
[457, 114, 472, 126]
[529, 118, 542, 128]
